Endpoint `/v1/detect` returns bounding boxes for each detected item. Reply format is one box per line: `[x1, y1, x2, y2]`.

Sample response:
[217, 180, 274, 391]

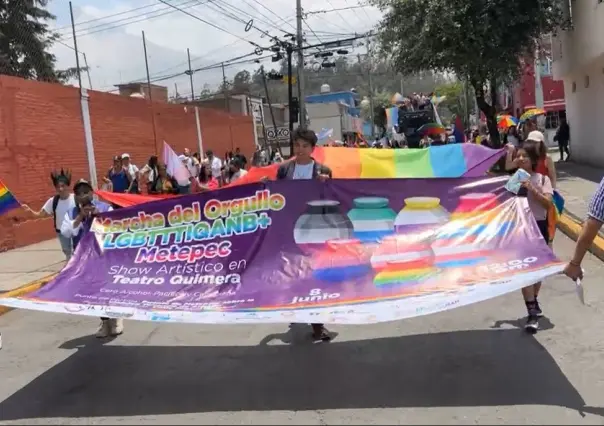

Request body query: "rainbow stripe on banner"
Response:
[0, 179, 19, 216]
[313, 144, 504, 178]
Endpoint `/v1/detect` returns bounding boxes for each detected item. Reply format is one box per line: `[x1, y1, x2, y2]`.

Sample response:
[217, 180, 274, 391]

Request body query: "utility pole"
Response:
[286, 44, 294, 156]
[187, 48, 195, 100]
[221, 62, 234, 149]
[221, 62, 229, 111]
[142, 30, 159, 155]
[68, 2, 83, 93]
[260, 66, 282, 156]
[295, 0, 306, 126]
[70, 1, 97, 188]
[82, 52, 93, 89]
[366, 37, 375, 138]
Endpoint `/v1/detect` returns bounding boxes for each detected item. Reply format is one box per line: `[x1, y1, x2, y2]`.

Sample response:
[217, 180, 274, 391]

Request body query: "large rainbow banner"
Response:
[313, 144, 501, 178]
[0, 177, 563, 324]
[96, 145, 504, 207]
[228, 144, 504, 188]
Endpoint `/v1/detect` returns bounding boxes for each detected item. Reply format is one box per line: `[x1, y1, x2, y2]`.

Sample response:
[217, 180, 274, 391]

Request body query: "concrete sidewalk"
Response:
[0, 239, 65, 293]
[551, 151, 602, 222]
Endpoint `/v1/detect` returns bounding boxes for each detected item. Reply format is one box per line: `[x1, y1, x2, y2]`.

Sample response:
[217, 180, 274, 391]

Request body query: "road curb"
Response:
[558, 213, 604, 262]
[0, 273, 57, 317]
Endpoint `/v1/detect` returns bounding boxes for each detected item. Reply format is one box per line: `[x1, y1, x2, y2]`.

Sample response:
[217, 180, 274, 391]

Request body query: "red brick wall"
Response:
[0, 75, 256, 251]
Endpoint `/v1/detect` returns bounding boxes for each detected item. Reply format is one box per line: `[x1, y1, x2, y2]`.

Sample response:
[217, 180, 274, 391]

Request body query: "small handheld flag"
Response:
[0, 179, 20, 216]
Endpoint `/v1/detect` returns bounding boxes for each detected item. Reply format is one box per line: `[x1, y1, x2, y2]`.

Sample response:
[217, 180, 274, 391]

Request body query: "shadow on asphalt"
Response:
[556, 162, 602, 184]
[491, 316, 555, 331]
[0, 329, 600, 420]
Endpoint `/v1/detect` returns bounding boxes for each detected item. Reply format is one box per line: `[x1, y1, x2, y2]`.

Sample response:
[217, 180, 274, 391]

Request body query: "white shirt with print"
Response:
[210, 157, 223, 178]
[42, 194, 76, 231]
[293, 162, 314, 180]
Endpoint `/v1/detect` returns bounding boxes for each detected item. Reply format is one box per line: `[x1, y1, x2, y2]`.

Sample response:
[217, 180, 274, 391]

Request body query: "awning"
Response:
[523, 100, 566, 112]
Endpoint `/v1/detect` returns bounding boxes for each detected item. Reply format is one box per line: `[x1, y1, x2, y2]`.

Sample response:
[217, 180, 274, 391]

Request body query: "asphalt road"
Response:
[1, 233, 604, 425]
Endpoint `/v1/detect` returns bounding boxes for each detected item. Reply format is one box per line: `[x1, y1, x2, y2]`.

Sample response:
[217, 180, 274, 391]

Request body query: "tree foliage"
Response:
[434, 81, 467, 123]
[220, 55, 447, 116]
[0, 0, 59, 81]
[372, 0, 569, 146]
[0, 0, 89, 85]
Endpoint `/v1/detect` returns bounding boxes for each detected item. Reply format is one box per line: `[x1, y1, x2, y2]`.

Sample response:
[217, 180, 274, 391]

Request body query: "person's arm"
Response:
[524, 175, 553, 209]
[22, 198, 52, 217]
[566, 179, 604, 279]
[505, 145, 517, 171]
[103, 168, 112, 183]
[546, 156, 557, 188]
[60, 210, 85, 239]
[570, 218, 603, 266]
[126, 166, 138, 192]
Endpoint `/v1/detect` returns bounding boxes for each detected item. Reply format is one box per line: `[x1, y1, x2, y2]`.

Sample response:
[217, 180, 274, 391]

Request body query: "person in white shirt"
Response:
[139, 155, 159, 193]
[183, 148, 200, 179]
[206, 149, 223, 185]
[121, 153, 140, 193]
[228, 158, 248, 183]
[22, 169, 76, 260]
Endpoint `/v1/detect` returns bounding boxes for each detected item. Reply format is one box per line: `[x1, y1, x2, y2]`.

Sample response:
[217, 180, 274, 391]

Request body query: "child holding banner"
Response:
[516, 143, 554, 333]
[277, 128, 333, 342]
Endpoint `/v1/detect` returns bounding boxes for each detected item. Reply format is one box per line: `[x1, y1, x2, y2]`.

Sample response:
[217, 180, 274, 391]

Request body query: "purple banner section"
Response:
[1, 177, 564, 324]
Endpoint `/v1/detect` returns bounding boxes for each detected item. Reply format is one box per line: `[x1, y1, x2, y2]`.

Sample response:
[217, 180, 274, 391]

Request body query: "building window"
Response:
[540, 58, 552, 76]
[545, 111, 562, 130]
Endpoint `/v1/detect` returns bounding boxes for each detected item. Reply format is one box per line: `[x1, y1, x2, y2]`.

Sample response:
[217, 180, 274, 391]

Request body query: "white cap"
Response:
[527, 131, 545, 143]
[121, 153, 130, 159]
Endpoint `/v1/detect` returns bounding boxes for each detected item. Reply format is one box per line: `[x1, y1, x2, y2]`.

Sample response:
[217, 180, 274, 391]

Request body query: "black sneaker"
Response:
[534, 299, 544, 317]
[525, 315, 539, 334]
[311, 324, 332, 342]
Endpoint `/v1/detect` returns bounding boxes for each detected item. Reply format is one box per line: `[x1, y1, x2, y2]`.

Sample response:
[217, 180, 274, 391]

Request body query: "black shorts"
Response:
[536, 219, 549, 243]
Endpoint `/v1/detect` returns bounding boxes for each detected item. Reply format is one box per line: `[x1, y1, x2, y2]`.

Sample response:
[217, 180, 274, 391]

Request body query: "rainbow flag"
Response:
[0, 179, 19, 215]
[312, 144, 504, 178]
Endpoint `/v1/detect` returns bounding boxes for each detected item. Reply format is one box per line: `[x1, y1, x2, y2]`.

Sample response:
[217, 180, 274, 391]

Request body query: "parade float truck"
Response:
[397, 108, 435, 148]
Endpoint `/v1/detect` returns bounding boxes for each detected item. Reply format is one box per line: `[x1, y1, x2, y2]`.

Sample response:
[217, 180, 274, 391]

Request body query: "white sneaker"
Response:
[96, 320, 110, 338]
[109, 318, 124, 336]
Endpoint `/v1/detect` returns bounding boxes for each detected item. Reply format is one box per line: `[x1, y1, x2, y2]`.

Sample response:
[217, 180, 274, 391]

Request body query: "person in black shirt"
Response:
[554, 117, 570, 161]
[234, 147, 248, 169]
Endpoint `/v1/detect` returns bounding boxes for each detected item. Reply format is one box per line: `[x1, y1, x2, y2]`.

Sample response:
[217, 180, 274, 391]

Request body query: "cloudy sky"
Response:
[47, 0, 382, 99]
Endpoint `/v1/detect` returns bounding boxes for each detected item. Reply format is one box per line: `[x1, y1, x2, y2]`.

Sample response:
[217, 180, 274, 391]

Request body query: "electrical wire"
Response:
[56, 0, 202, 39]
[246, 0, 297, 32]
[156, 0, 268, 48]
[216, 0, 292, 34]
[198, 0, 273, 32]
[54, 0, 195, 32]
[305, 5, 371, 15]
[103, 33, 370, 92]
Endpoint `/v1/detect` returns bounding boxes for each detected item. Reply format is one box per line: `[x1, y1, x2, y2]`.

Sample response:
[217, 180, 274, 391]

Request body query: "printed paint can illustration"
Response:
[294, 200, 354, 253]
[347, 197, 396, 243]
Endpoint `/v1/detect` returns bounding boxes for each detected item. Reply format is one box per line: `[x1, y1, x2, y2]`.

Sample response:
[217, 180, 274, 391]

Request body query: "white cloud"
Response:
[48, 0, 382, 98]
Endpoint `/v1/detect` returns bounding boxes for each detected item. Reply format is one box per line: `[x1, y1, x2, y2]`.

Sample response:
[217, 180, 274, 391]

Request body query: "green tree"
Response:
[372, 0, 568, 147]
[0, 0, 59, 81]
[55, 66, 90, 84]
[434, 81, 465, 122]
[361, 91, 391, 134]
[231, 70, 251, 92]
